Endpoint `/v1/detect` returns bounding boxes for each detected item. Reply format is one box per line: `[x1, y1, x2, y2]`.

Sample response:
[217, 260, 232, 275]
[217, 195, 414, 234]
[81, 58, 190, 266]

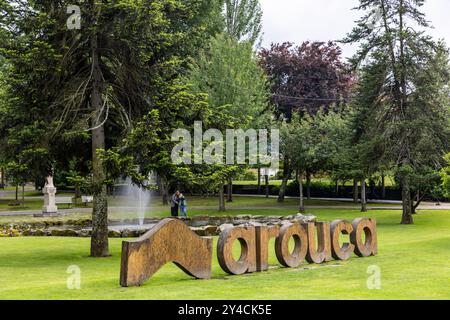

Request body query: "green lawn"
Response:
[108, 194, 401, 209]
[0, 208, 448, 299]
[0, 195, 402, 224]
[234, 176, 397, 187]
[233, 179, 286, 186]
[0, 192, 81, 212]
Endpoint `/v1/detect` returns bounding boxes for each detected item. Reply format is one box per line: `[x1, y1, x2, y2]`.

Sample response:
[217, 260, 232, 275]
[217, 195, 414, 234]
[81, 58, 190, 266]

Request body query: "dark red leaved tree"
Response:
[259, 41, 354, 119]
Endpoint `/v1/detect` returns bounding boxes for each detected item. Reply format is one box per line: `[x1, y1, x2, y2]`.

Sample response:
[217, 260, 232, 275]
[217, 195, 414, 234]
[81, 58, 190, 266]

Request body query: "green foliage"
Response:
[280, 109, 349, 176]
[236, 170, 257, 181]
[186, 33, 271, 130]
[224, 0, 263, 44]
[441, 154, 450, 198]
[0, 0, 223, 181]
[343, 0, 450, 219]
[183, 32, 272, 205]
[4, 161, 29, 187]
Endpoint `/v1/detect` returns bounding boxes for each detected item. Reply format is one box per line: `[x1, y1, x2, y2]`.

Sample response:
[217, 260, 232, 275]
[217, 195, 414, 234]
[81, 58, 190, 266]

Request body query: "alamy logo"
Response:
[171, 122, 279, 169]
[366, 265, 381, 290]
[66, 265, 81, 289]
[66, 5, 81, 30]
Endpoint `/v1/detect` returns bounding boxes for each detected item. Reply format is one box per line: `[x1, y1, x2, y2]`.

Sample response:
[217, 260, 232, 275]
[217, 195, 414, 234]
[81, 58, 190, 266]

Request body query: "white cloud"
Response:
[260, 0, 450, 59]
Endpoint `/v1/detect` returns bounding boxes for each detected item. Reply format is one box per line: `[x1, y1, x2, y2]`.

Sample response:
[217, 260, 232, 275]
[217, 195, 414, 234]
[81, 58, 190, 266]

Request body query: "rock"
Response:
[219, 223, 234, 233]
[34, 229, 47, 236]
[204, 225, 219, 236]
[291, 213, 317, 223]
[192, 215, 210, 221]
[121, 229, 141, 238]
[190, 227, 204, 236]
[136, 229, 148, 237]
[208, 217, 221, 225]
[190, 225, 219, 236]
[108, 230, 121, 238]
[79, 229, 91, 237]
[66, 229, 79, 237]
[190, 216, 210, 227]
[219, 216, 234, 224]
[6, 229, 19, 237]
[236, 215, 252, 220]
[120, 229, 132, 238]
[247, 221, 263, 227]
[50, 229, 78, 237]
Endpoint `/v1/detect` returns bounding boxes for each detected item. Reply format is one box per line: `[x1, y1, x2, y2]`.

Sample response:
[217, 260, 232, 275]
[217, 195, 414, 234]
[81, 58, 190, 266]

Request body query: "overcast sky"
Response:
[259, 0, 450, 59]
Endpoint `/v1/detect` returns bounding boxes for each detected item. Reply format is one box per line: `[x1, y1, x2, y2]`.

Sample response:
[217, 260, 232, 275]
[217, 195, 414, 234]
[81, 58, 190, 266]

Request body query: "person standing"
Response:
[170, 191, 180, 217]
[179, 193, 187, 217]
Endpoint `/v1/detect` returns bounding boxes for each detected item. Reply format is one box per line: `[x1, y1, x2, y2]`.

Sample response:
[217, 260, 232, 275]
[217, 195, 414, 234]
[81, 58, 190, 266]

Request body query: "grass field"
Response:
[0, 195, 403, 224]
[234, 177, 397, 187]
[0, 207, 448, 300]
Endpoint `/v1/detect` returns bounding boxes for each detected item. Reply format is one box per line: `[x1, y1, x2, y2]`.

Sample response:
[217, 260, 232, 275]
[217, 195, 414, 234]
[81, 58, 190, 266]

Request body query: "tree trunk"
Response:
[219, 184, 226, 212]
[265, 174, 269, 198]
[257, 167, 261, 194]
[401, 174, 414, 224]
[160, 175, 170, 205]
[411, 191, 424, 215]
[22, 184, 25, 206]
[306, 171, 311, 200]
[227, 178, 233, 202]
[335, 180, 339, 196]
[90, 30, 109, 258]
[381, 174, 386, 199]
[15, 185, 18, 201]
[0, 168, 4, 188]
[411, 192, 418, 214]
[278, 158, 290, 203]
[353, 179, 359, 204]
[278, 173, 289, 203]
[75, 185, 81, 201]
[298, 171, 305, 214]
[361, 179, 367, 212]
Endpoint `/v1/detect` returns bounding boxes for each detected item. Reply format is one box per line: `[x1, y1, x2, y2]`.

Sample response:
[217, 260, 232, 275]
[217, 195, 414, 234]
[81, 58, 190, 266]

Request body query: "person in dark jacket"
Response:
[170, 191, 180, 217]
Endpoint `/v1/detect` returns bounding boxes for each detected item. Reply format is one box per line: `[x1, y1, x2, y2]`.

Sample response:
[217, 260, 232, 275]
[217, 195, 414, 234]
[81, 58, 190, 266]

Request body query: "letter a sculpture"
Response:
[120, 219, 213, 287]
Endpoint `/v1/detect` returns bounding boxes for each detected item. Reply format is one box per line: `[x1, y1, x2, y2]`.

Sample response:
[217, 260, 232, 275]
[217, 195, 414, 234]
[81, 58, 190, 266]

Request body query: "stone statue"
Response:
[42, 176, 58, 214]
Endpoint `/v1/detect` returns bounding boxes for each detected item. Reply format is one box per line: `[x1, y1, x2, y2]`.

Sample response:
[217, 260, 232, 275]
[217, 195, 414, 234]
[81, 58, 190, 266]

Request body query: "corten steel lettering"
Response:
[120, 219, 213, 287]
[217, 226, 257, 275]
[255, 225, 280, 271]
[330, 220, 355, 260]
[303, 222, 332, 264]
[350, 218, 378, 257]
[119, 217, 378, 286]
[274, 223, 308, 268]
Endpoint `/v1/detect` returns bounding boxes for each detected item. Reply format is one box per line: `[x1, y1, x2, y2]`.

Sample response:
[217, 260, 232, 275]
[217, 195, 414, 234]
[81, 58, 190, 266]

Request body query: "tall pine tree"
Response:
[343, 0, 450, 224]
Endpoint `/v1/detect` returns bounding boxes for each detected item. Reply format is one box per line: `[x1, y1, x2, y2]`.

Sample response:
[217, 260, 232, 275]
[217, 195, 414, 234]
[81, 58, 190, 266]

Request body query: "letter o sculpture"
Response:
[217, 226, 256, 275]
[330, 220, 355, 260]
[350, 218, 378, 257]
[275, 223, 308, 268]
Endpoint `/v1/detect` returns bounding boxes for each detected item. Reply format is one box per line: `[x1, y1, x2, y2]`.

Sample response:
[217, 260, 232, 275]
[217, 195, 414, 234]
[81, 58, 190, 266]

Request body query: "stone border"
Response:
[0, 214, 316, 238]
